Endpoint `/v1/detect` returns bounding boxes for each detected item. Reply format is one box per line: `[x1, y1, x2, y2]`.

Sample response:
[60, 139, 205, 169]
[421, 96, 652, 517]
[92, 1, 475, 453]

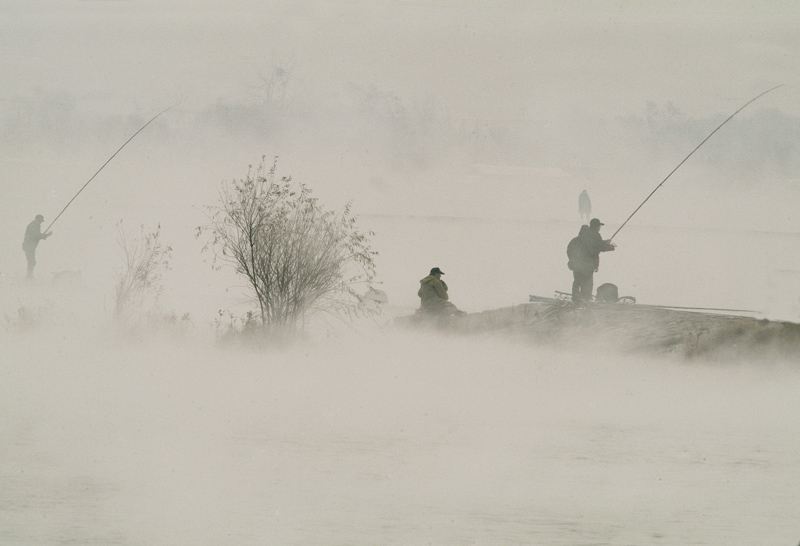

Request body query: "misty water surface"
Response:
[2, 217, 800, 546]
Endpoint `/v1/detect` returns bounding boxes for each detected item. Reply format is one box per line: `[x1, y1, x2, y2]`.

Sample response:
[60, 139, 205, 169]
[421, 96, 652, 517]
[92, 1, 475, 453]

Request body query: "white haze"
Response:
[2, 1, 800, 544]
[3, 286, 800, 545]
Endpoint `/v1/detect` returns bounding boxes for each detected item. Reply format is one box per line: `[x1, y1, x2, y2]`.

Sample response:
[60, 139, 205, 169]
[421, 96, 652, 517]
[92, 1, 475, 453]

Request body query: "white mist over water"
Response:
[2, 2, 800, 544]
[2, 311, 800, 545]
[2, 216, 800, 546]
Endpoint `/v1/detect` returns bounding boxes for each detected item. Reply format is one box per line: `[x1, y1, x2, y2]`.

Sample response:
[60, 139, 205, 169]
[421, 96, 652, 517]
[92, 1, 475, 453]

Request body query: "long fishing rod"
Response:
[609, 84, 784, 241]
[44, 104, 176, 233]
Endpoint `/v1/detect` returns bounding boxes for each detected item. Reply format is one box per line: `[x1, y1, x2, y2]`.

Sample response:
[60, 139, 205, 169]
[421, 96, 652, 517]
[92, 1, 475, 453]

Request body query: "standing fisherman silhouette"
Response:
[578, 190, 591, 224]
[22, 214, 52, 279]
[566, 218, 615, 305]
[20, 106, 172, 283]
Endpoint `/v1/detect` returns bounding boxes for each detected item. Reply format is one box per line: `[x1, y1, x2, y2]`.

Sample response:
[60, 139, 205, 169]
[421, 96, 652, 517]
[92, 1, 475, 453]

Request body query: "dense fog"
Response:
[2, 2, 800, 544]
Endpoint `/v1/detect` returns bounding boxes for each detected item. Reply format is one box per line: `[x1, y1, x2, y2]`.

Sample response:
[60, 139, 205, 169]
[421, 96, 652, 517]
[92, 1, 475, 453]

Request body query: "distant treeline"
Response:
[3, 89, 798, 187]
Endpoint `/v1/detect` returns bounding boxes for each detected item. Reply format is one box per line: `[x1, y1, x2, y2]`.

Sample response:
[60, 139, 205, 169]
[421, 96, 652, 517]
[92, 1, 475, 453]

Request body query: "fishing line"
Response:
[609, 85, 784, 241]
[44, 104, 176, 233]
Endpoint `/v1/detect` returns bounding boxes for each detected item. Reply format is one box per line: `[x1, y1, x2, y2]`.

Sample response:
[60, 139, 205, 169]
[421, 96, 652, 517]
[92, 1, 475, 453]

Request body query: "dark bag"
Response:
[566, 236, 582, 270]
[596, 283, 619, 302]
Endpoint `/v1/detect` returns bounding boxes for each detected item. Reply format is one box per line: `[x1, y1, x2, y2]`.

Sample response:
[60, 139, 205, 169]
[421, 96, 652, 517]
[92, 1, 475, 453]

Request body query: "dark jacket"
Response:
[583, 229, 615, 270]
[567, 225, 592, 271]
[22, 220, 48, 253]
[567, 225, 614, 272]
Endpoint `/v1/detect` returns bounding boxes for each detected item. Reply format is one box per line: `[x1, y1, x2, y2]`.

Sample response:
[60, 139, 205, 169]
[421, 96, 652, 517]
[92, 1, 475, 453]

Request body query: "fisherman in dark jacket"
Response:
[567, 218, 615, 304]
[418, 267, 465, 316]
[22, 214, 52, 279]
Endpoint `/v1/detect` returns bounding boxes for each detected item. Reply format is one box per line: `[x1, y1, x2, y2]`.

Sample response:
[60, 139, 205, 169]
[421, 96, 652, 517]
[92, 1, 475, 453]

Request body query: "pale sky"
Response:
[2, 1, 798, 119]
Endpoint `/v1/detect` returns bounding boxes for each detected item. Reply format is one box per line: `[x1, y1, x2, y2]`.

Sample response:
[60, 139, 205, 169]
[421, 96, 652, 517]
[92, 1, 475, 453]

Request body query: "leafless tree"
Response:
[198, 157, 378, 339]
[255, 58, 294, 111]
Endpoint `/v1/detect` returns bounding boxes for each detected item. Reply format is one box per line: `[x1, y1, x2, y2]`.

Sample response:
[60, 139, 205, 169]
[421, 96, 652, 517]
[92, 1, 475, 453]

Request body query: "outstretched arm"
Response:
[601, 239, 616, 252]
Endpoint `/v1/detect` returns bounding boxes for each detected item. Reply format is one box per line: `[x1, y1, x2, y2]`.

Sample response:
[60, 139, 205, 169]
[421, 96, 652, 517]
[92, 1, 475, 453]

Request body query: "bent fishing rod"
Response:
[44, 104, 176, 233]
[609, 84, 784, 241]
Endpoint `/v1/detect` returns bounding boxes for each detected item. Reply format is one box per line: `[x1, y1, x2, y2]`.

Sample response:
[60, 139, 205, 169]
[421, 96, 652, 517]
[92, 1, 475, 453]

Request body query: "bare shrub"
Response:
[198, 157, 378, 340]
[213, 310, 263, 346]
[4, 305, 50, 332]
[114, 221, 172, 323]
